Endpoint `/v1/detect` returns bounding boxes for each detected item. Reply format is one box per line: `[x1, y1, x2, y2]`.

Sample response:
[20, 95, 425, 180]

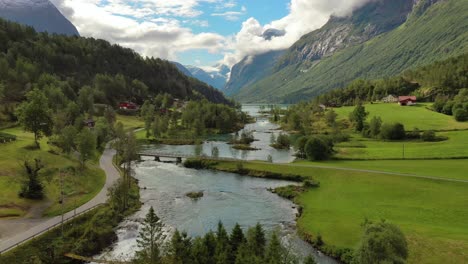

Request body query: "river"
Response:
[92, 105, 337, 264]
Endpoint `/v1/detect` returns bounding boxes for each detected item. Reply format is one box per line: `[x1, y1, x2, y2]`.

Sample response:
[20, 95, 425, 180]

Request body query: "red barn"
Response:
[398, 96, 417, 106]
[119, 102, 138, 110]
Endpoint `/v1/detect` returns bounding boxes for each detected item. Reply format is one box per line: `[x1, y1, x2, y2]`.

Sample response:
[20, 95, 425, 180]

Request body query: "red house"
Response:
[119, 102, 138, 110]
[398, 96, 417, 106]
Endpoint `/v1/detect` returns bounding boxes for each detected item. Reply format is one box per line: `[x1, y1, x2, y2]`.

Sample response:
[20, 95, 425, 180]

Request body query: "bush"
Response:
[421, 130, 437, 142]
[0, 132, 16, 143]
[305, 137, 333, 161]
[380, 123, 405, 140]
[454, 108, 468, 121]
[442, 100, 455, 115]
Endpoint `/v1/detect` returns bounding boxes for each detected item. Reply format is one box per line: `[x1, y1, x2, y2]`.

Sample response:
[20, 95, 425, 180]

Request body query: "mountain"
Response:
[223, 50, 286, 96]
[172, 62, 194, 77]
[0, 0, 79, 36]
[0, 17, 230, 105]
[224, 28, 286, 96]
[184, 64, 230, 90]
[233, 0, 467, 103]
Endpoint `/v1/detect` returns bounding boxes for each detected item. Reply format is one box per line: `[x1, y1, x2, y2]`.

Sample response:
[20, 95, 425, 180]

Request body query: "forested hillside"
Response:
[316, 53, 468, 106]
[0, 18, 230, 107]
[234, 0, 468, 103]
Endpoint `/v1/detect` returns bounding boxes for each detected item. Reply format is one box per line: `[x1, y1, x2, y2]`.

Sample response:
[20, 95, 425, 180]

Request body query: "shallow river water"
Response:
[92, 105, 337, 264]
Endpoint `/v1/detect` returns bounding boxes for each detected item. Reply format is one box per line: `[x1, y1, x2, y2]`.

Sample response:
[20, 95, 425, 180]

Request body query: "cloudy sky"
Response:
[51, 0, 371, 69]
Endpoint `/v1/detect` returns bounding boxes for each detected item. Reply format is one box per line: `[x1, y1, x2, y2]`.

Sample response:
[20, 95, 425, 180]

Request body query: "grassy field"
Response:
[116, 114, 144, 131]
[333, 130, 468, 160]
[294, 159, 468, 181]
[0, 127, 105, 218]
[333, 103, 468, 131]
[212, 161, 468, 264]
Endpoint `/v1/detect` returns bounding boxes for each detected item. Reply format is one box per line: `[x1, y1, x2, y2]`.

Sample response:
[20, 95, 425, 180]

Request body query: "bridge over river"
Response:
[137, 152, 244, 163]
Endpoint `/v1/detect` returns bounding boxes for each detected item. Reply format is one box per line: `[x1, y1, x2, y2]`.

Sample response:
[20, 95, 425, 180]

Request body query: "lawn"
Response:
[293, 159, 468, 181]
[333, 103, 468, 131]
[0, 127, 105, 218]
[334, 130, 468, 160]
[116, 114, 144, 131]
[213, 161, 468, 264]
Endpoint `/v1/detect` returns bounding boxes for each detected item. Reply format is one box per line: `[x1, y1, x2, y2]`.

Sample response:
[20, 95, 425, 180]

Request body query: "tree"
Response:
[354, 220, 408, 264]
[454, 108, 468, 121]
[230, 223, 245, 259]
[325, 109, 338, 127]
[305, 137, 333, 161]
[215, 222, 231, 264]
[16, 88, 53, 147]
[170, 230, 192, 264]
[211, 146, 220, 158]
[58, 125, 78, 154]
[19, 158, 44, 199]
[246, 223, 266, 258]
[304, 256, 317, 264]
[380, 123, 406, 140]
[369, 116, 382, 138]
[77, 86, 94, 115]
[349, 102, 368, 132]
[76, 129, 97, 167]
[264, 232, 284, 264]
[141, 100, 155, 138]
[421, 130, 437, 142]
[135, 206, 164, 264]
[295, 136, 309, 158]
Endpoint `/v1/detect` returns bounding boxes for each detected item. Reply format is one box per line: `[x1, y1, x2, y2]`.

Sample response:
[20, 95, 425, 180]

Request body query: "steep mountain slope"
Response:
[277, 0, 414, 68]
[0, 0, 79, 36]
[235, 0, 467, 103]
[224, 28, 286, 96]
[172, 62, 194, 77]
[224, 50, 286, 96]
[185, 64, 229, 90]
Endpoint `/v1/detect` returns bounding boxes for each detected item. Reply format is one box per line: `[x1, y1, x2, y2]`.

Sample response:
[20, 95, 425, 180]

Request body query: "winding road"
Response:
[0, 145, 120, 254]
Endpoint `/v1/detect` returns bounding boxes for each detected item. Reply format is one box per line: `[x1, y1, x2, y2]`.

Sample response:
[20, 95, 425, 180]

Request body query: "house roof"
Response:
[398, 96, 417, 101]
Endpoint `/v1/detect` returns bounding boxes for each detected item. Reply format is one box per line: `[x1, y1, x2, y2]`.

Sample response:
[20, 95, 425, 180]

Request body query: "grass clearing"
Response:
[212, 161, 468, 264]
[334, 130, 468, 160]
[293, 159, 468, 181]
[333, 103, 468, 131]
[116, 114, 144, 131]
[0, 127, 105, 218]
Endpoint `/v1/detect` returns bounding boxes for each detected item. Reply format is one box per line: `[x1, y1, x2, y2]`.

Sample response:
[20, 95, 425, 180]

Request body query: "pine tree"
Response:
[246, 223, 266, 258]
[264, 232, 283, 264]
[170, 230, 192, 264]
[215, 222, 231, 264]
[135, 207, 164, 264]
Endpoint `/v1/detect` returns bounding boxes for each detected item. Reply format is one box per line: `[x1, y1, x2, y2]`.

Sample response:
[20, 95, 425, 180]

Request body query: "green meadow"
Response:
[212, 161, 468, 264]
[0, 127, 105, 218]
[334, 130, 468, 160]
[293, 159, 468, 181]
[333, 103, 468, 131]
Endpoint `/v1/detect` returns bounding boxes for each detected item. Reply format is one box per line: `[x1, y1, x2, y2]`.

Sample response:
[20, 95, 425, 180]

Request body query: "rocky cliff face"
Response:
[0, 0, 79, 36]
[277, 0, 414, 69]
[223, 49, 286, 96]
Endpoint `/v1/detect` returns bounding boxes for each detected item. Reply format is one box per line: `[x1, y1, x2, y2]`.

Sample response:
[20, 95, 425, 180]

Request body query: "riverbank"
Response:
[201, 159, 468, 264]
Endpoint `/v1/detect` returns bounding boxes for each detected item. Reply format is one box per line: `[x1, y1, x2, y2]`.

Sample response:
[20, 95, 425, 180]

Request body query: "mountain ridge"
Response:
[233, 0, 466, 103]
[0, 0, 79, 36]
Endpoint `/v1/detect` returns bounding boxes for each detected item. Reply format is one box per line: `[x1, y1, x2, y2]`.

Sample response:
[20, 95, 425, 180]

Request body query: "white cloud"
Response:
[52, 0, 227, 62]
[52, 0, 375, 69]
[222, 0, 374, 67]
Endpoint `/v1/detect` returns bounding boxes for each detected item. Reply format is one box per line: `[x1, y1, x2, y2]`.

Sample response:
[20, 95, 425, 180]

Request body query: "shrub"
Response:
[454, 108, 468, 122]
[380, 123, 405, 140]
[421, 130, 437, 142]
[441, 100, 455, 115]
[305, 137, 333, 161]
